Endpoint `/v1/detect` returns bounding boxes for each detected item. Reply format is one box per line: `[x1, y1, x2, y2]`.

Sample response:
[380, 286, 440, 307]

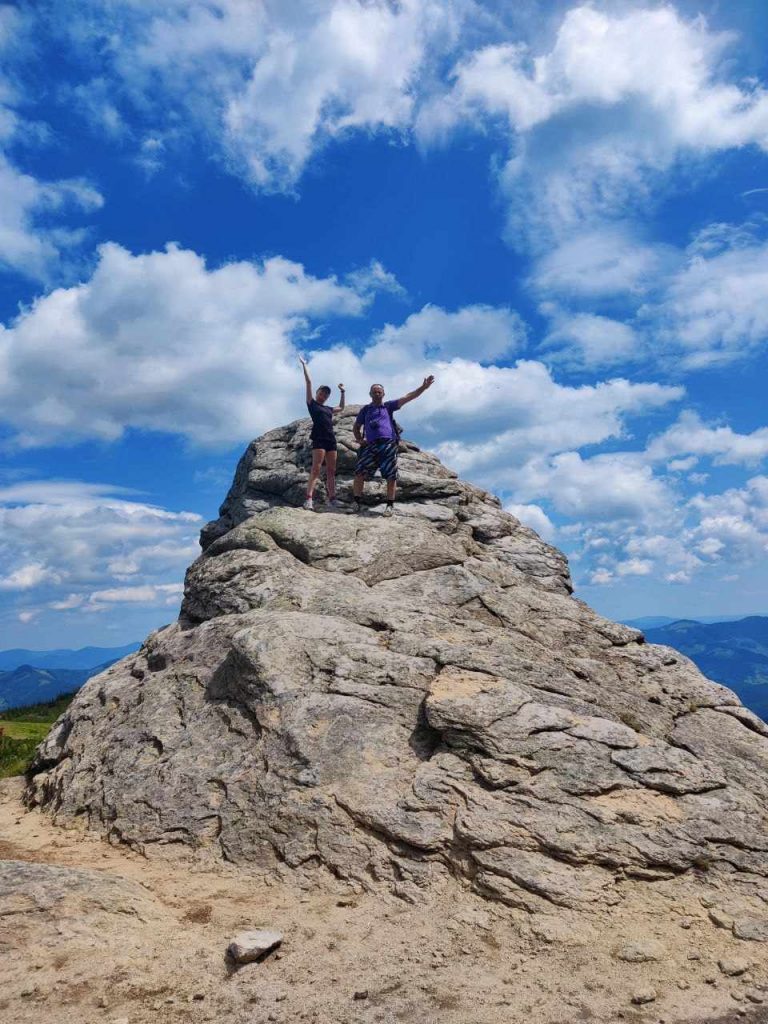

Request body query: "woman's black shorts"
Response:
[311, 437, 337, 452]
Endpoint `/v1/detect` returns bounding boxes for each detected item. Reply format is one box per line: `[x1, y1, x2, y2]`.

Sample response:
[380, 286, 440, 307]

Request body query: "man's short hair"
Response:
[318, 385, 332, 396]
[369, 383, 384, 392]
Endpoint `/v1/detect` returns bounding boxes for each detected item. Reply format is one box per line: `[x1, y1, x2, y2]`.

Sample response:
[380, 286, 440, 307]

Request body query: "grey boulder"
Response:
[24, 411, 768, 930]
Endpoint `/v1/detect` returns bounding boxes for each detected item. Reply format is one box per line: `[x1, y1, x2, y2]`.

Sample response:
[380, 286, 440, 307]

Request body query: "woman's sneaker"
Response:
[302, 497, 314, 511]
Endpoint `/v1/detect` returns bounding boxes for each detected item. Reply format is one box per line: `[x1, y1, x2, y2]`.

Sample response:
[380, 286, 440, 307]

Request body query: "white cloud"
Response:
[590, 568, 614, 586]
[58, 0, 465, 192]
[535, 217, 768, 373]
[0, 8, 103, 280]
[0, 479, 201, 617]
[645, 226, 768, 368]
[541, 311, 639, 370]
[689, 476, 768, 563]
[503, 502, 556, 542]
[615, 558, 653, 578]
[0, 242, 385, 446]
[426, 370, 681, 485]
[421, 5, 768, 244]
[647, 411, 768, 466]
[532, 227, 676, 299]
[665, 570, 690, 585]
[88, 583, 183, 605]
[49, 593, 84, 611]
[561, 466, 768, 593]
[368, 303, 527, 364]
[0, 239, 681, 463]
[345, 260, 407, 300]
[443, 6, 768, 145]
[0, 562, 56, 591]
[512, 451, 673, 521]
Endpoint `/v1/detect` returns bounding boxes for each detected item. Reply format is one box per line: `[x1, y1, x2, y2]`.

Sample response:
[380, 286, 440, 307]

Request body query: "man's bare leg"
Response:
[382, 477, 397, 516]
[352, 473, 365, 512]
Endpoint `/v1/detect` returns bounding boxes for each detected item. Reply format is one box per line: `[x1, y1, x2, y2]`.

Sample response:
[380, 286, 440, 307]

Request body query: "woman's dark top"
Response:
[307, 399, 336, 450]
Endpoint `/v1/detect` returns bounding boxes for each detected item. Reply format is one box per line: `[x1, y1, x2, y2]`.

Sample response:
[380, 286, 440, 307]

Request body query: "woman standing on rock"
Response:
[300, 357, 345, 511]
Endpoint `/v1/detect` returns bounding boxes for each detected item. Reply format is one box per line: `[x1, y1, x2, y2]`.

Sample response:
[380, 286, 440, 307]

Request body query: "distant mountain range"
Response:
[624, 614, 765, 630]
[0, 643, 139, 672]
[2, 620, 768, 723]
[0, 644, 139, 711]
[640, 617, 768, 721]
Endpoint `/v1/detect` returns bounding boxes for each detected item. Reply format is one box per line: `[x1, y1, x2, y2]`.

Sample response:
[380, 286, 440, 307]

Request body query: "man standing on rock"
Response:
[352, 376, 434, 516]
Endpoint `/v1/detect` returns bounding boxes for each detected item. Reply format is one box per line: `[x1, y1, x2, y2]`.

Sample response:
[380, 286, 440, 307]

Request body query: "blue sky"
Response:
[2, 0, 768, 647]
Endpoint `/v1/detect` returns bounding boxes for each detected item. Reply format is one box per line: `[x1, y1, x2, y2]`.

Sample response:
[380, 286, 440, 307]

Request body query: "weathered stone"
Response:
[709, 909, 735, 930]
[0, 859, 162, 925]
[733, 918, 768, 942]
[227, 929, 283, 964]
[631, 987, 657, 1004]
[718, 958, 750, 977]
[24, 413, 768, 917]
[615, 941, 663, 963]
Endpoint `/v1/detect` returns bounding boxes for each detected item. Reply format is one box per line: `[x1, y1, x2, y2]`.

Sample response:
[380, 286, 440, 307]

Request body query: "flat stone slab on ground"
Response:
[227, 928, 283, 964]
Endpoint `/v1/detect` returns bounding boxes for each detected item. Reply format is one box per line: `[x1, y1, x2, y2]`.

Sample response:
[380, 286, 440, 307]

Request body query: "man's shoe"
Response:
[351, 499, 362, 514]
[302, 498, 314, 511]
[383, 504, 394, 518]
[326, 498, 339, 511]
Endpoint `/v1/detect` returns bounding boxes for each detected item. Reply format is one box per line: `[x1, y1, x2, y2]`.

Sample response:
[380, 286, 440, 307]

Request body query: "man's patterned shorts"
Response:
[354, 439, 399, 481]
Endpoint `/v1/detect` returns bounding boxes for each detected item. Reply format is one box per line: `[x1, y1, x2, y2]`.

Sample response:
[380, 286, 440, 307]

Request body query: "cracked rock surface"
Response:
[26, 410, 768, 927]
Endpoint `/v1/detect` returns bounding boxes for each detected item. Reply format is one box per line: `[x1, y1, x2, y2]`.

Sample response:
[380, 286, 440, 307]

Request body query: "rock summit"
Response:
[27, 409, 768, 927]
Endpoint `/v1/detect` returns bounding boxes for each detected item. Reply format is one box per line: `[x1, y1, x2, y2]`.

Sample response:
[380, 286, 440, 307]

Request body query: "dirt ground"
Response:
[2, 777, 767, 1024]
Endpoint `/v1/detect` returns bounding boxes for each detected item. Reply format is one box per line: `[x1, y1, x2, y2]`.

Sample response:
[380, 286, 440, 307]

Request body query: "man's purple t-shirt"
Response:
[356, 400, 400, 442]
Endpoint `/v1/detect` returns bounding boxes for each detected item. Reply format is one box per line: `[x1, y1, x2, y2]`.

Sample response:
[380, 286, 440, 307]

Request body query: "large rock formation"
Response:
[27, 409, 768, 927]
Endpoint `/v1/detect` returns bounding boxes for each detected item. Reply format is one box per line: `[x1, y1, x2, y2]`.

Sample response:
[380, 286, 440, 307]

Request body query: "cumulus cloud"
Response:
[366, 303, 527, 364]
[540, 312, 640, 370]
[0, 562, 57, 591]
[503, 502, 556, 543]
[0, 242, 384, 446]
[533, 216, 768, 372]
[0, 239, 683, 461]
[645, 224, 768, 368]
[87, 583, 184, 609]
[56, 0, 465, 192]
[422, 5, 768, 242]
[426, 369, 681, 483]
[532, 226, 677, 300]
[556, 462, 768, 593]
[0, 479, 201, 620]
[0, 7, 103, 280]
[512, 451, 674, 522]
[689, 477, 768, 563]
[647, 411, 768, 467]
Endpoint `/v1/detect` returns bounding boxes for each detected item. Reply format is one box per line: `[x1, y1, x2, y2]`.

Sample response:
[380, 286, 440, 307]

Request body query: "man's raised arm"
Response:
[396, 375, 435, 407]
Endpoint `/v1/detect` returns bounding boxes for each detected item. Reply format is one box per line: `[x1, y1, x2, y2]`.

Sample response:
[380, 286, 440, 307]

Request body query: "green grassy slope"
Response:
[0, 693, 75, 779]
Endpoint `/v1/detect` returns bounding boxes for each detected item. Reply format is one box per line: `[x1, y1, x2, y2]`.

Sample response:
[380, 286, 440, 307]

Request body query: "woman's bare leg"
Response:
[307, 449, 326, 498]
[325, 450, 337, 500]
